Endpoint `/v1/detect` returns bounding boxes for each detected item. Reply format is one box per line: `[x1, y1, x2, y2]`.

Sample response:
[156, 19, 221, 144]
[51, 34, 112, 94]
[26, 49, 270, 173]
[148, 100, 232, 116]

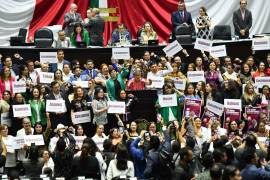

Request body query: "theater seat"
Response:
[212, 25, 232, 40]
[34, 28, 54, 48]
[174, 25, 192, 45]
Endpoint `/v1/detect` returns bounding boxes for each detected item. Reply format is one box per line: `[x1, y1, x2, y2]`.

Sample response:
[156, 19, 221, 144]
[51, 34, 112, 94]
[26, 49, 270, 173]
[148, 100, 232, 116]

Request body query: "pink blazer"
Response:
[0, 77, 15, 99]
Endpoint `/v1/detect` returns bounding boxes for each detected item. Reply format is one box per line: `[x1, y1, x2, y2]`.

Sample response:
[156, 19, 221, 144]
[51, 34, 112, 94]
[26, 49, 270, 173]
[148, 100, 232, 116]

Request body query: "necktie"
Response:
[89, 70, 92, 79]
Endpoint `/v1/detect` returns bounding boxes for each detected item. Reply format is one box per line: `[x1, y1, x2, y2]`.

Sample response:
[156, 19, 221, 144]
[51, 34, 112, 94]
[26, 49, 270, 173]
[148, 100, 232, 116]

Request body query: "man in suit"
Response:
[85, 8, 105, 46]
[52, 30, 71, 48]
[64, 3, 83, 37]
[49, 50, 70, 72]
[45, 81, 71, 129]
[68, 67, 90, 86]
[81, 59, 99, 79]
[233, 0, 252, 39]
[111, 23, 132, 45]
[171, 1, 195, 37]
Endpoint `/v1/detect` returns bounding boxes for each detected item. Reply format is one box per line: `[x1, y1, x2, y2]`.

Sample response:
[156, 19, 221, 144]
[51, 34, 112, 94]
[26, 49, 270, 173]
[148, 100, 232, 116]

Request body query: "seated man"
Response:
[171, 1, 195, 38]
[111, 23, 132, 45]
[52, 30, 71, 48]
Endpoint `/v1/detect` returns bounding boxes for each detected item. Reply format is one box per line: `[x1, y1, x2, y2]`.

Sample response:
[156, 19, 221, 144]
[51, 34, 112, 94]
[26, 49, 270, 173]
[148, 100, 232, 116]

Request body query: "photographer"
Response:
[129, 130, 150, 179]
[51, 124, 76, 179]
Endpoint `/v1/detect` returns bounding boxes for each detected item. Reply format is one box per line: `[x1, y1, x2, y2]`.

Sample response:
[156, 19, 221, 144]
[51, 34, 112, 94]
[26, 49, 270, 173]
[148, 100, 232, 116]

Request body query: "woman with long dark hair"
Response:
[71, 143, 101, 179]
[222, 165, 242, 180]
[106, 144, 134, 180]
[70, 23, 89, 47]
[239, 63, 253, 84]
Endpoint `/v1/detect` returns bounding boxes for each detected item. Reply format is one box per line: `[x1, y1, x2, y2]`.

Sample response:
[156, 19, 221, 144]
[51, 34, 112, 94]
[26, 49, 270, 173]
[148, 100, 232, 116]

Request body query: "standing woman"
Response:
[241, 82, 260, 108]
[258, 85, 270, 105]
[239, 63, 253, 84]
[10, 93, 26, 136]
[92, 88, 108, 131]
[205, 61, 223, 88]
[196, 7, 211, 39]
[70, 87, 92, 137]
[0, 91, 11, 126]
[29, 87, 47, 127]
[54, 69, 67, 92]
[156, 83, 182, 125]
[252, 61, 267, 79]
[139, 22, 158, 44]
[106, 144, 135, 180]
[0, 66, 15, 99]
[17, 65, 33, 100]
[70, 23, 90, 47]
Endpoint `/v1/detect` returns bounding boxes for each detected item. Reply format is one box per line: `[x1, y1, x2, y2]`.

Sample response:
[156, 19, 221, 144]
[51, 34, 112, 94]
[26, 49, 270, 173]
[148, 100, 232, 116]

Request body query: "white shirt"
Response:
[29, 70, 38, 86]
[92, 133, 107, 151]
[63, 72, 73, 82]
[223, 71, 238, 81]
[16, 128, 34, 161]
[57, 61, 64, 71]
[106, 159, 135, 180]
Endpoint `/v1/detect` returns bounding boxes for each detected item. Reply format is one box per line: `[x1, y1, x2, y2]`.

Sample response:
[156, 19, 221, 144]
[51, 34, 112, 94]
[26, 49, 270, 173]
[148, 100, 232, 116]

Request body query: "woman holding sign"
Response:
[0, 66, 15, 99]
[71, 87, 92, 137]
[205, 61, 223, 88]
[155, 83, 181, 125]
[29, 87, 47, 127]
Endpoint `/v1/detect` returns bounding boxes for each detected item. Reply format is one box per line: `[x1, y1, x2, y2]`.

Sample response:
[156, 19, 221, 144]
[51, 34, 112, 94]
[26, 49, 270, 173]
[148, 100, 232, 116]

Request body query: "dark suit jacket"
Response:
[85, 15, 105, 46]
[64, 12, 83, 37]
[45, 92, 71, 129]
[171, 10, 195, 35]
[233, 9, 252, 38]
[49, 59, 70, 73]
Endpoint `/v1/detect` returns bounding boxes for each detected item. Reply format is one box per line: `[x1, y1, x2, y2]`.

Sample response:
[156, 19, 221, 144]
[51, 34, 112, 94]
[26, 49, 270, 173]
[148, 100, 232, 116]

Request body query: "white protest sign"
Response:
[39, 72, 54, 84]
[187, 71, 205, 83]
[163, 40, 183, 57]
[206, 100, 224, 116]
[72, 110, 91, 124]
[1, 112, 11, 127]
[224, 99, 242, 110]
[12, 104, 31, 117]
[108, 101, 126, 114]
[158, 93, 177, 107]
[148, 76, 164, 88]
[40, 52, 58, 64]
[194, 38, 212, 52]
[12, 81, 27, 93]
[73, 81, 89, 88]
[24, 135, 45, 146]
[112, 48, 130, 59]
[3, 138, 15, 153]
[13, 137, 25, 149]
[172, 78, 186, 90]
[210, 45, 227, 57]
[252, 38, 270, 51]
[255, 77, 270, 88]
[46, 100, 65, 113]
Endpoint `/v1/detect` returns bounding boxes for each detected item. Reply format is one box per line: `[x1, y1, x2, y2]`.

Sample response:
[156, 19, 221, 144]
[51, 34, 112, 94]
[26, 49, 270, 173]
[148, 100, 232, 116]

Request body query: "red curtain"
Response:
[104, 0, 179, 44]
[29, 0, 89, 39]
[29, 0, 180, 44]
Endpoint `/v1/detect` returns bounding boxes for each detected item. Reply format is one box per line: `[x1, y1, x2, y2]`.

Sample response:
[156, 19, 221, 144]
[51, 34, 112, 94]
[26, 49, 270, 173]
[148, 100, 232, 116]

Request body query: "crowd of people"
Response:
[0, 0, 269, 179]
[0, 42, 269, 179]
[55, 0, 252, 48]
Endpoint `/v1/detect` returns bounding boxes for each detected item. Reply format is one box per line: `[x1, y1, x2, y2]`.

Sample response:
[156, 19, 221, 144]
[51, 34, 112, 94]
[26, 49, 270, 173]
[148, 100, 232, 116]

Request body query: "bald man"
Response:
[64, 3, 83, 37]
